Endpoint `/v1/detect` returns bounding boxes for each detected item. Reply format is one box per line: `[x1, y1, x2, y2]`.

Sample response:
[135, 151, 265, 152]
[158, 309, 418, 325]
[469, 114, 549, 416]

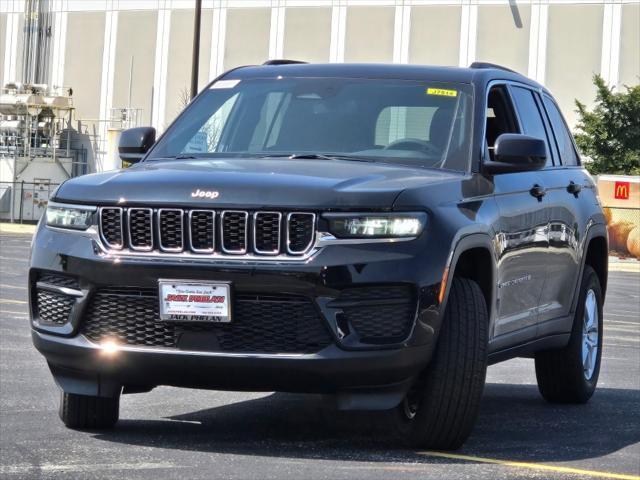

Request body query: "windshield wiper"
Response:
[260, 153, 373, 162]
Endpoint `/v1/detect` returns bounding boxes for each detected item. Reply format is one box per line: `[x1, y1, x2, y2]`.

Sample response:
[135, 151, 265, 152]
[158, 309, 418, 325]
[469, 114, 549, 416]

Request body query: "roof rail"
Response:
[469, 62, 520, 75]
[262, 59, 308, 66]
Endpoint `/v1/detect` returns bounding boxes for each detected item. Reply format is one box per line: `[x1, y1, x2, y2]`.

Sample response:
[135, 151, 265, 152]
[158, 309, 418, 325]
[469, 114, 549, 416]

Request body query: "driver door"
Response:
[487, 84, 550, 341]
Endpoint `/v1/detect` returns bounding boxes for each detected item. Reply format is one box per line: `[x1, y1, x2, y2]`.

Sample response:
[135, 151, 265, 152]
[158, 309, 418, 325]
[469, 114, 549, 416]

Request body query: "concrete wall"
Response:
[63, 12, 105, 121]
[164, 8, 214, 127]
[408, 6, 461, 66]
[0, 14, 6, 87]
[619, 3, 640, 89]
[283, 7, 331, 63]
[112, 10, 157, 126]
[546, 4, 604, 127]
[476, 4, 531, 75]
[224, 8, 271, 69]
[344, 6, 395, 62]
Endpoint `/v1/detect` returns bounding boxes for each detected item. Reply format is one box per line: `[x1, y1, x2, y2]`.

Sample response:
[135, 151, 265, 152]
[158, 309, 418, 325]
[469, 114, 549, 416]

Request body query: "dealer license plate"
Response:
[158, 280, 231, 322]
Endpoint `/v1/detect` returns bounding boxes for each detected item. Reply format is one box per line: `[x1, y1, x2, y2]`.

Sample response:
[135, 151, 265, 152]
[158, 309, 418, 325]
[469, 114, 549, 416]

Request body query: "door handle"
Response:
[567, 181, 582, 196]
[530, 184, 546, 200]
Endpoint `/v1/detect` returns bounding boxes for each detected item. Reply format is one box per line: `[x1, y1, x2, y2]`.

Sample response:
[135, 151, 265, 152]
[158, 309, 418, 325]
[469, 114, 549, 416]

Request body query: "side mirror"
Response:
[118, 127, 156, 164]
[483, 133, 547, 174]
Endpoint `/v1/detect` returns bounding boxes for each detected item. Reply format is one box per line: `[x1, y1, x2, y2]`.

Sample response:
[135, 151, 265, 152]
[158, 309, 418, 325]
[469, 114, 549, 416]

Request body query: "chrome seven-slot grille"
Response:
[99, 207, 315, 256]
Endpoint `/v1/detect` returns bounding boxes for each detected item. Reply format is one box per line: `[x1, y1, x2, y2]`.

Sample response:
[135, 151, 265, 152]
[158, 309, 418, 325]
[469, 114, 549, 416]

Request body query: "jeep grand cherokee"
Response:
[30, 61, 608, 449]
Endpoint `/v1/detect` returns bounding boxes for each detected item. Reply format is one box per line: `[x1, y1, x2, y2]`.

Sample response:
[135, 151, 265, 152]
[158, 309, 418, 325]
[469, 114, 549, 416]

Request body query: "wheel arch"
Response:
[571, 223, 608, 313]
[584, 235, 608, 299]
[441, 233, 496, 326]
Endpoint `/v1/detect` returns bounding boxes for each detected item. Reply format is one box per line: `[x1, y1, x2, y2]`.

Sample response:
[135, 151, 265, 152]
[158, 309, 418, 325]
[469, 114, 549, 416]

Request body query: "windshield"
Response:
[148, 77, 474, 171]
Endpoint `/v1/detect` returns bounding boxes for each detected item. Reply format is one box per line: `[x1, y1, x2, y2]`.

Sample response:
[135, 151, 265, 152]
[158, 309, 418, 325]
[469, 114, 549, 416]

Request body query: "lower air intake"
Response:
[81, 289, 333, 354]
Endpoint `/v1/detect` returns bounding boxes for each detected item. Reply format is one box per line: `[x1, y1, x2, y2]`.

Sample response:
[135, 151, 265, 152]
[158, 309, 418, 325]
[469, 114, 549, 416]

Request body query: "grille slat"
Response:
[128, 208, 154, 251]
[158, 209, 184, 252]
[189, 210, 215, 252]
[287, 213, 316, 254]
[221, 211, 248, 254]
[81, 289, 333, 353]
[99, 208, 315, 257]
[99, 207, 123, 248]
[253, 212, 281, 255]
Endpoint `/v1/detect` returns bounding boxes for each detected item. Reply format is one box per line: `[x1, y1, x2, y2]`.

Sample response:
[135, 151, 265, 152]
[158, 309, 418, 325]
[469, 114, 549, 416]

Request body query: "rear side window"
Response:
[542, 95, 580, 166]
[510, 86, 553, 166]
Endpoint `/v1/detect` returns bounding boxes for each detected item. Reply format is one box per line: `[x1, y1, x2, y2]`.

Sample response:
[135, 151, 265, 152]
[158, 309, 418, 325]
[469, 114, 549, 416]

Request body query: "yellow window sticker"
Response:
[426, 88, 458, 97]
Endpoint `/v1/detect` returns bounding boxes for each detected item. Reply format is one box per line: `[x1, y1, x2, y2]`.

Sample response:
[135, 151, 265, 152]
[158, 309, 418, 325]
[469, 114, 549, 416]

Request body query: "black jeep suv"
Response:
[30, 62, 608, 449]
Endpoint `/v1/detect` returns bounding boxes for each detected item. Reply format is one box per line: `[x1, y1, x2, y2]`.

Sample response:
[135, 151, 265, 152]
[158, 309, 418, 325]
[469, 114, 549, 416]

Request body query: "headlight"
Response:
[325, 213, 426, 239]
[46, 202, 96, 230]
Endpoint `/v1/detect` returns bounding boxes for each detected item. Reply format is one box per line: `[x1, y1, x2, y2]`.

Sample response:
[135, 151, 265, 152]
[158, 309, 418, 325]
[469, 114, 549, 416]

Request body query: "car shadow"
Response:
[93, 383, 640, 465]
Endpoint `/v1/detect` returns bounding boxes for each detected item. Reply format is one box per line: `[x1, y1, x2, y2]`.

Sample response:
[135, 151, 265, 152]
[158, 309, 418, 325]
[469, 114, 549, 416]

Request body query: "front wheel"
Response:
[59, 392, 120, 429]
[390, 277, 488, 450]
[535, 265, 603, 403]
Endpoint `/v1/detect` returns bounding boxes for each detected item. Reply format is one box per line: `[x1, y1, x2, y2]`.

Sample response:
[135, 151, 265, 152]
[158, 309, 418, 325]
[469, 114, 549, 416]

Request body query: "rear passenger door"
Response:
[535, 94, 586, 324]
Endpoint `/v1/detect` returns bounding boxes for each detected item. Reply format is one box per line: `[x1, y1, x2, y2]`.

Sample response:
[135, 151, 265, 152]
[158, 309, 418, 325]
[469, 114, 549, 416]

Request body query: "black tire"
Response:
[535, 265, 603, 403]
[59, 392, 120, 429]
[391, 277, 488, 450]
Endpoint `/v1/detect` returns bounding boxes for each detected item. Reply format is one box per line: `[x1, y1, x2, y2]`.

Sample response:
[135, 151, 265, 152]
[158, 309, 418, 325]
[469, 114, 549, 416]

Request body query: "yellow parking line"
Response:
[0, 299, 27, 304]
[0, 310, 28, 316]
[0, 256, 28, 262]
[0, 284, 26, 290]
[418, 451, 640, 480]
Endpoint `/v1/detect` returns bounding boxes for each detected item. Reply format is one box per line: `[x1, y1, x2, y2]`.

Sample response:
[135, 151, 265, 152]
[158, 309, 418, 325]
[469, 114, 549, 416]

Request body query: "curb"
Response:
[609, 262, 640, 273]
[0, 223, 37, 234]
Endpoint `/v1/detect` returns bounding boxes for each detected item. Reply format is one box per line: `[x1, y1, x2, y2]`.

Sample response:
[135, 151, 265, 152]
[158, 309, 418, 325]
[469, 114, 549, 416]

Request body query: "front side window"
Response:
[484, 85, 519, 161]
[148, 77, 474, 171]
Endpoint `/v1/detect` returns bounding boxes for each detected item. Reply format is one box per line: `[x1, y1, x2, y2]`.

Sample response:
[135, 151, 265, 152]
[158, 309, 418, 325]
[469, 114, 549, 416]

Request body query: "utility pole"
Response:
[190, 0, 202, 100]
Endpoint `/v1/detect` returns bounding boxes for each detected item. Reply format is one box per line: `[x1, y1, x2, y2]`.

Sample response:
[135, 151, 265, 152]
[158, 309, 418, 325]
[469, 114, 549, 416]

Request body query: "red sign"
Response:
[614, 181, 630, 200]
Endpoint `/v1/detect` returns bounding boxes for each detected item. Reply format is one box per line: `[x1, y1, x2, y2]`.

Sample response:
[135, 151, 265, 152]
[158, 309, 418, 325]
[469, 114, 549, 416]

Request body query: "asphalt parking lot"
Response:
[0, 230, 638, 480]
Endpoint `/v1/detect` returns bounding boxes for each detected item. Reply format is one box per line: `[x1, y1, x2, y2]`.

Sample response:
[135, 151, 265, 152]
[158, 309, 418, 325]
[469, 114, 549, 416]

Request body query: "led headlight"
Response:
[325, 212, 426, 239]
[45, 202, 96, 230]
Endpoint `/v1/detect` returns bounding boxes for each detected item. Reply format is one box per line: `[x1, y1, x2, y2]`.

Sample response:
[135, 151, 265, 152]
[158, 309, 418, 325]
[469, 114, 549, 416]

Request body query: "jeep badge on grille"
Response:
[191, 189, 220, 199]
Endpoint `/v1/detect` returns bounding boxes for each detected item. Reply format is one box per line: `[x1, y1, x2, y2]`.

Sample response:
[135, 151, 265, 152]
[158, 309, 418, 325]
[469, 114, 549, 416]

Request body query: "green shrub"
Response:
[574, 75, 640, 175]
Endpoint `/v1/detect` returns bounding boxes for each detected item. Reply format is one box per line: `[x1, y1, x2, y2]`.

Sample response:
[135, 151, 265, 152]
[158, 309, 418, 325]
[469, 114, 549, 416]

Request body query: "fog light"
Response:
[100, 340, 120, 356]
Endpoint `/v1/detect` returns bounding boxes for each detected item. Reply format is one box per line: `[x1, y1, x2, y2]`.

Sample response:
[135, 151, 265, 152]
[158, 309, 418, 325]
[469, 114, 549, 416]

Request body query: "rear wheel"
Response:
[391, 277, 488, 450]
[535, 265, 603, 403]
[59, 392, 120, 429]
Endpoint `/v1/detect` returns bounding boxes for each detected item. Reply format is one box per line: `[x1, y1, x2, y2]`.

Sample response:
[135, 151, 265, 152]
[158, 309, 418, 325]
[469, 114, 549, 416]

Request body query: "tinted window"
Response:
[542, 95, 580, 166]
[149, 78, 474, 171]
[485, 86, 519, 161]
[375, 106, 438, 145]
[510, 86, 553, 166]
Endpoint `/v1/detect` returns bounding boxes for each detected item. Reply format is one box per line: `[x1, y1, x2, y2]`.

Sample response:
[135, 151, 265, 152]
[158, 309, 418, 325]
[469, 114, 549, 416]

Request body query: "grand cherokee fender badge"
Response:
[191, 189, 220, 199]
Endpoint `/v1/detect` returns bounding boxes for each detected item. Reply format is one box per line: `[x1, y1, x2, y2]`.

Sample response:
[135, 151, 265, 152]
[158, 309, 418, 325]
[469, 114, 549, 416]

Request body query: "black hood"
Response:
[55, 158, 460, 209]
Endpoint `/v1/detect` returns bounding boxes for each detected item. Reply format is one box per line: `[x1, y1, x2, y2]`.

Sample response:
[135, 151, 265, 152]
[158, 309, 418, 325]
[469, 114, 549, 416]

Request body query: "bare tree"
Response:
[178, 87, 191, 111]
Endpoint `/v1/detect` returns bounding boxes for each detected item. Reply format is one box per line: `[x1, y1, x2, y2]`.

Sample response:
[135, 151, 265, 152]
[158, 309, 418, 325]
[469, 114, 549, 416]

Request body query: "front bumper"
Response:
[29, 224, 448, 405]
[34, 330, 431, 408]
